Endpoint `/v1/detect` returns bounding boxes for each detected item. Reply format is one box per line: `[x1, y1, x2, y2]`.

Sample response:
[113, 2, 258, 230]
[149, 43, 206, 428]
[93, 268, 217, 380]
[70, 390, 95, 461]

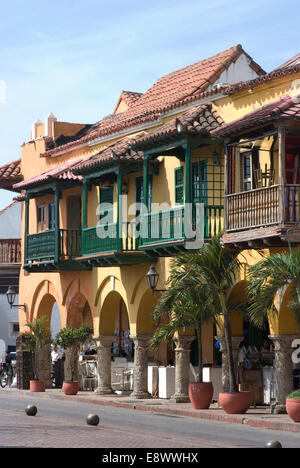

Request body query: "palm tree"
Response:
[153, 235, 244, 393]
[186, 235, 244, 393]
[151, 254, 219, 383]
[247, 250, 300, 330]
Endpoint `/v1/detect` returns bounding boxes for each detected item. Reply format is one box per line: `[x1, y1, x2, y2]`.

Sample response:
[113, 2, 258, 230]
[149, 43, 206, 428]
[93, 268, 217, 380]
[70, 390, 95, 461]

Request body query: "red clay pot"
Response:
[188, 382, 214, 409]
[30, 380, 45, 392]
[62, 381, 79, 395]
[219, 391, 251, 414]
[286, 398, 300, 422]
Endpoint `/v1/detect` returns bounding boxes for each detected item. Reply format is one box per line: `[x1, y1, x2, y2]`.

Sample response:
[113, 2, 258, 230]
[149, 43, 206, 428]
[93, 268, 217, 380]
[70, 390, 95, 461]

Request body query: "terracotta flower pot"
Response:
[188, 382, 214, 409]
[62, 381, 79, 395]
[30, 380, 45, 392]
[219, 391, 251, 414]
[286, 398, 300, 422]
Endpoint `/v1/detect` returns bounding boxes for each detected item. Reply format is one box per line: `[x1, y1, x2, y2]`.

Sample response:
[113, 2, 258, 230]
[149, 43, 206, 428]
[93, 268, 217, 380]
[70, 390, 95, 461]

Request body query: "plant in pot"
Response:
[286, 390, 300, 422]
[248, 250, 300, 414]
[186, 235, 251, 414]
[18, 316, 52, 392]
[151, 254, 219, 409]
[54, 325, 93, 395]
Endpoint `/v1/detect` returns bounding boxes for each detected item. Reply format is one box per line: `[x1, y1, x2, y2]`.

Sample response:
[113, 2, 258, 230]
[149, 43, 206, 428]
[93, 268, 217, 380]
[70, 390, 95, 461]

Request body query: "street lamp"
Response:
[6, 286, 26, 311]
[146, 265, 166, 295]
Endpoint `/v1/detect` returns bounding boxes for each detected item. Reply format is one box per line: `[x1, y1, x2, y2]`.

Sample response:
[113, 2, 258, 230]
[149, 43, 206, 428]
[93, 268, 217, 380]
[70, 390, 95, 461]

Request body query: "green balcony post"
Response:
[24, 194, 29, 264]
[54, 186, 60, 262]
[82, 179, 87, 255]
[117, 171, 123, 252]
[184, 144, 192, 239]
[142, 155, 149, 241]
[82, 179, 87, 230]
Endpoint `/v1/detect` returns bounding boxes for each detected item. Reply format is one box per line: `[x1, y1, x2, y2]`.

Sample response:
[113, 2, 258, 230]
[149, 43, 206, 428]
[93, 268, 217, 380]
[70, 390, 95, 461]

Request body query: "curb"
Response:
[13, 389, 300, 434]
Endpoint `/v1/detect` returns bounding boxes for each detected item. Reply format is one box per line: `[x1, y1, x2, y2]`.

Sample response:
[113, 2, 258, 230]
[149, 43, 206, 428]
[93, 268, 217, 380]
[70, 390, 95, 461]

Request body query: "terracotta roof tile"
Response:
[0, 159, 22, 190]
[13, 158, 83, 190]
[132, 103, 224, 151]
[41, 45, 264, 158]
[72, 135, 146, 175]
[211, 93, 300, 138]
[274, 53, 300, 71]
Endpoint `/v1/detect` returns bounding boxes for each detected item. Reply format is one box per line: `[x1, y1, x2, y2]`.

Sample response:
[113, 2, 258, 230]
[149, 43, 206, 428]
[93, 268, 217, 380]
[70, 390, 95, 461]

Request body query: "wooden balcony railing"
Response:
[0, 239, 21, 263]
[82, 222, 140, 257]
[226, 185, 300, 232]
[141, 205, 224, 246]
[26, 229, 81, 262]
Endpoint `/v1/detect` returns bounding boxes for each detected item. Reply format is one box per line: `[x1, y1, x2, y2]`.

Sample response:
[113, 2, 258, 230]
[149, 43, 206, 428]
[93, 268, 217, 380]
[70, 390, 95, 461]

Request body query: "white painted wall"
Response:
[0, 293, 19, 359]
[0, 202, 21, 239]
[207, 53, 261, 90]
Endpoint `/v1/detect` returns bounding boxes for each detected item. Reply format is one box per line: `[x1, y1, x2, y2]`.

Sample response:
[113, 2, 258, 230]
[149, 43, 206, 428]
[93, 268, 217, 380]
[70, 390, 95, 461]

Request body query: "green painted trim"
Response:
[24, 195, 29, 263]
[143, 139, 188, 157]
[82, 180, 87, 230]
[185, 145, 192, 204]
[54, 187, 60, 263]
[117, 172, 123, 252]
[83, 166, 119, 181]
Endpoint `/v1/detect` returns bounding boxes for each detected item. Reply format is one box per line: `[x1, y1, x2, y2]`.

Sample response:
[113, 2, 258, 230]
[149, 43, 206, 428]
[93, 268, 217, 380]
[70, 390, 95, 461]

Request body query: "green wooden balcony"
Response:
[25, 229, 89, 272]
[79, 222, 152, 266]
[140, 205, 224, 255]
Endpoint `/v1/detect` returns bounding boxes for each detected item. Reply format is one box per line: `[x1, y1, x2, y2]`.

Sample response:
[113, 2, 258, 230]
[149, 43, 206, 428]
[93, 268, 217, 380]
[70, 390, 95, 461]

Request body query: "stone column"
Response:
[171, 335, 195, 403]
[269, 334, 299, 414]
[217, 335, 243, 393]
[94, 335, 115, 395]
[38, 344, 52, 388]
[130, 334, 152, 399]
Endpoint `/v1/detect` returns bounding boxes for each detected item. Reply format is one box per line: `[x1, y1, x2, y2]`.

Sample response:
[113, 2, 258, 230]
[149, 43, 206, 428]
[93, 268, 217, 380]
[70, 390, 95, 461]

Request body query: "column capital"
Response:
[130, 334, 152, 345]
[269, 334, 300, 351]
[174, 335, 195, 350]
[94, 335, 115, 348]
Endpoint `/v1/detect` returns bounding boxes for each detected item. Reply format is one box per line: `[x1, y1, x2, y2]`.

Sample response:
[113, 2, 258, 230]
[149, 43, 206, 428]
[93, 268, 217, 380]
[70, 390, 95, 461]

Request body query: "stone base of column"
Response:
[94, 386, 115, 395]
[130, 391, 152, 400]
[272, 404, 287, 415]
[170, 393, 191, 403]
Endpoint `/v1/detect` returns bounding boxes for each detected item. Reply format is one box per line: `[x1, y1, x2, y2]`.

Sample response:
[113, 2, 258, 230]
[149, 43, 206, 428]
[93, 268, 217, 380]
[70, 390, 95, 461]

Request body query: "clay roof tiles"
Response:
[41, 45, 265, 158]
[132, 103, 224, 151]
[13, 158, 83, 190]
[211, 93, 300, 138]
[0, 159, 22, 190]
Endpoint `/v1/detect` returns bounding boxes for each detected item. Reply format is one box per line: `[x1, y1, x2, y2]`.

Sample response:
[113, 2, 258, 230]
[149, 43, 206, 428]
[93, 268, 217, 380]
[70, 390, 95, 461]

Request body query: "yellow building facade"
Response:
[1, 45, 300, 407]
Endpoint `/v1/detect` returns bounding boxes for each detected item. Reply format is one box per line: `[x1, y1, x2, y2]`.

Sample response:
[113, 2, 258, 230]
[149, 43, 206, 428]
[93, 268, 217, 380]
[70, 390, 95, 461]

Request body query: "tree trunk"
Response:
[220, 294, 238, 393]
[196, 324, 203, 383]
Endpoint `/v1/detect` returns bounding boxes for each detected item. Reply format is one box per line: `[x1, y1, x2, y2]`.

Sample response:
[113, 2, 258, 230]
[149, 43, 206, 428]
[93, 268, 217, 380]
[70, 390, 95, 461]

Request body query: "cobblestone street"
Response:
[1, 390, 300, 448]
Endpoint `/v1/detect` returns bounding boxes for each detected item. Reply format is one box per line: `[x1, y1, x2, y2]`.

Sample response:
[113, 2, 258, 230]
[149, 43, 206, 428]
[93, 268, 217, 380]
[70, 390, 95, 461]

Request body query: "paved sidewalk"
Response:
[8, 387, 300, 434]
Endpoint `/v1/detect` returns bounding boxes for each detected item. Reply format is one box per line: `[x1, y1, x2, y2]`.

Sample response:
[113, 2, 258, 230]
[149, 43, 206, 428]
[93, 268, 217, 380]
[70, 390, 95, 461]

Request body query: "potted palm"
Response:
[18, 317, 52, 392]
[152, 255, 218, 409]
[248, 250, 300, 414]
[187, 235, 251, 414]
[54, 325, 93, 395]
[286, 390, 300, 422]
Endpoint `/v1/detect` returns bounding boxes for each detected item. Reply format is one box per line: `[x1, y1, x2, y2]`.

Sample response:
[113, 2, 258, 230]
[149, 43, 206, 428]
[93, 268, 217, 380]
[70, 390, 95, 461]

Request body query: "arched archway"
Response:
[30, 281, 64, 388]
[99, 291, 132, 360]
[66, 292, 93, 329]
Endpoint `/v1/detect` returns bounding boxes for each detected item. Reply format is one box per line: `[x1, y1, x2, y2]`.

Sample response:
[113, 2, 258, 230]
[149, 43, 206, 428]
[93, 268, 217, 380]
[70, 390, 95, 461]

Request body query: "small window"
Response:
[37, 204, 47, 232]
[48, 202, 55, 230]
[242, 152, 252, 191]
[175, 167, 184, 204]
[99, 187, 114, 225]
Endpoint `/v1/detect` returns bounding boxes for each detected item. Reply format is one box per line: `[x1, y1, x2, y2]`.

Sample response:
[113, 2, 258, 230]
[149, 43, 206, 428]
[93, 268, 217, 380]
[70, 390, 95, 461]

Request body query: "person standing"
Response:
[51, 345, 64, 388]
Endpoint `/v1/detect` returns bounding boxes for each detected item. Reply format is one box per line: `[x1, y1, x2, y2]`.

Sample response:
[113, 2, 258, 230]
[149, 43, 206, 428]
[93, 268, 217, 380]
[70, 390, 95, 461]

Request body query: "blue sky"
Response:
[0, 0, 299, 209]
